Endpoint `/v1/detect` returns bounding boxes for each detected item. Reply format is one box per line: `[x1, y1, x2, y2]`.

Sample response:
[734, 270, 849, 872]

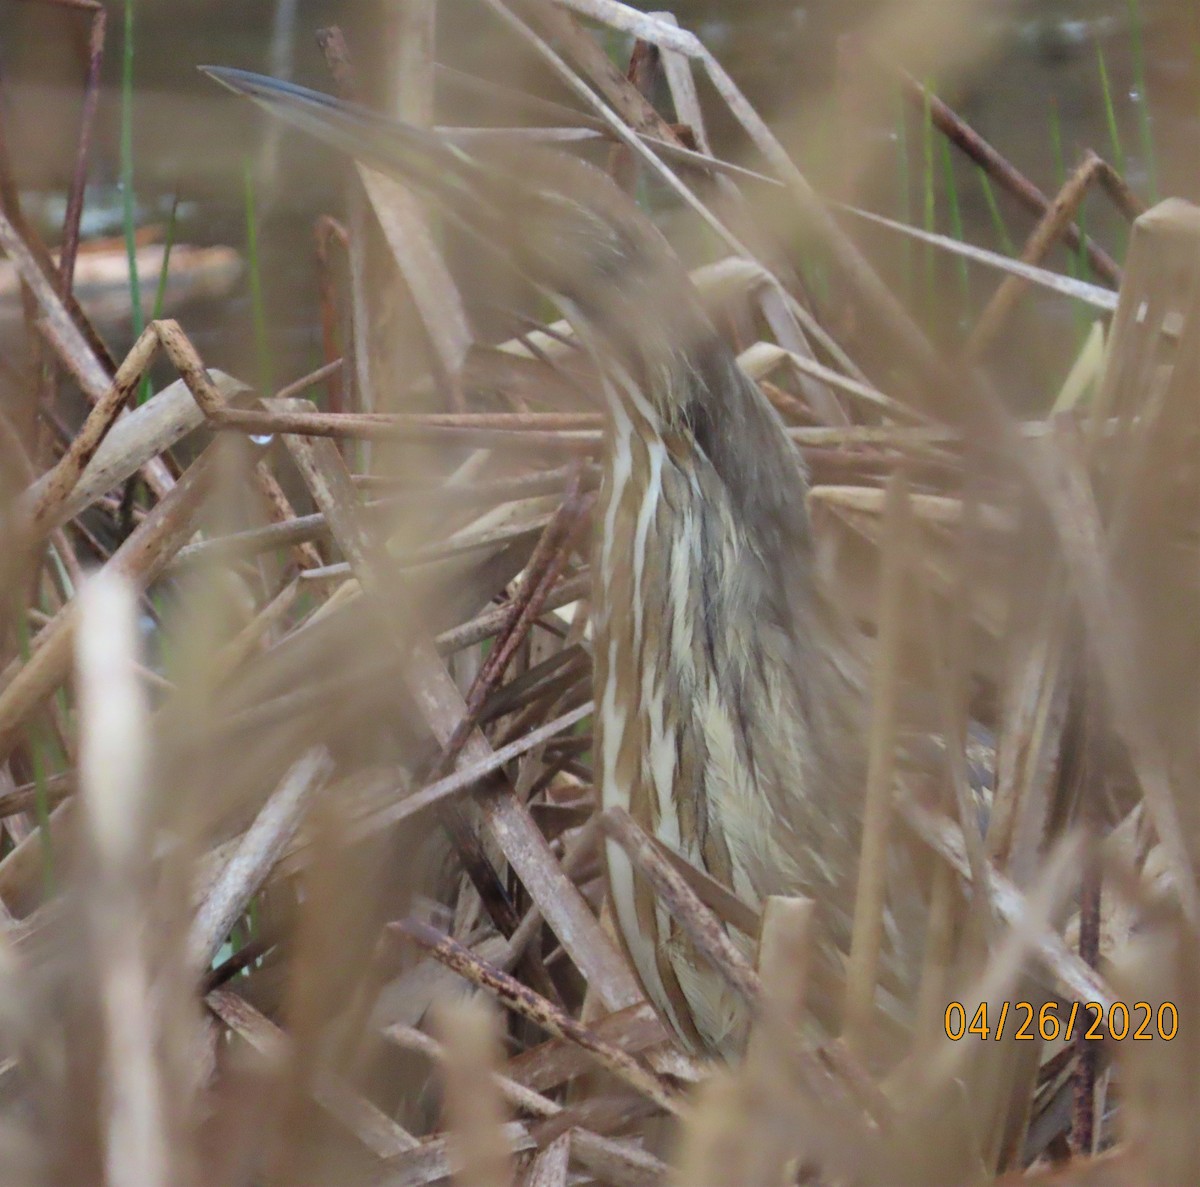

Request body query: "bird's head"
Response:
[202, 67, 711, 424]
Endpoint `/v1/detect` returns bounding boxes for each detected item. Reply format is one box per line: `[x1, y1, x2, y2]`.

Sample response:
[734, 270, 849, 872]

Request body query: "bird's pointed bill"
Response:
[200, 66, 486, 210]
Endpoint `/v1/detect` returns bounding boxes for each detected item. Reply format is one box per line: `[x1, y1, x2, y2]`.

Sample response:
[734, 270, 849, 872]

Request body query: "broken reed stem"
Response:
[23, 322, 159, 539]
[602, 806, 766, 1013]
[0, 447, 217, 768]
[890, 65, 1122, 286]
[898, 788, 1114, 1010]
[392, 917, 682, 1117]
[209, 403, 602, 450]
[1094, 156, 1147, 222]
[313, 216, 350, 415]
[57, 0, 107, 292]
[426, 473, 592, 780]
[965, 151, 1106, 361]
[1071, 846, 1102, 1154]
[437, 573, 590, 655]
[203, 402, 967, 455]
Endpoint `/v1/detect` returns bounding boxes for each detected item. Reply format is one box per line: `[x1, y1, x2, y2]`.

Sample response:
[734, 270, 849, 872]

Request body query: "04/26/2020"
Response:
[944, 1000, 1178, 1041]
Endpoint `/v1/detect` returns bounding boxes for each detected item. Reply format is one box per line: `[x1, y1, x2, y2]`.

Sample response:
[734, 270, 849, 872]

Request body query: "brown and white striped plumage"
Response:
[584, 277, 870, 1058]
[205, 67, 878, 1059]
[489, 152, 877, 1056]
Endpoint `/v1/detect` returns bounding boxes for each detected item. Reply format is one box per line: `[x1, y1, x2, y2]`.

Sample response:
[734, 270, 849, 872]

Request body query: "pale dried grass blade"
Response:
[898, 786, 1112, 1009]
[206, 988, 420, 1158]
[188, 746, 332, 972]
[843, 476, 908, 1057]
[1052, 321, 1106, 416]
[736, 341, 917, 421]
[809, 484, 1013, 533]
[386, 1024, 558, 1120]
[503, 1001, 666, 1093]
[1032, 424, 1199, 923]
[839, 204, 1120, 311]
[911, 831, 1086, 1098]
[433, 998, 515, 1187]
[518, 1131, 570, 1187]
[987, 590, 1073, 887]
[1110, 921, 1200, 1184]
[359, 168, 473, 382]
[479, 0, 751, 261]
[0, 208, 112, 397]
[76, 570, 170, 1187]
[668, 1073, 770, 1187]
[22, 369, 246, 535]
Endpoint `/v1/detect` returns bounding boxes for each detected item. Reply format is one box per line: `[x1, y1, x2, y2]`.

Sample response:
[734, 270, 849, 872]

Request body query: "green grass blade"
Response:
[1047, 98, 1078, 278]
[1126, 0, 1158, 201]
[940, 137, 969, 307]
[1095, 38, 1126, 176]
[894, 85, 913, 299]
[1047, 99, 1091, 340]
[120, 0, 149, 404]
[243, 160, 275, 397]
[976, 166, 1015, 255]
[151, 194, 181, 321]
[922, 79, 936, 314]
[15, 611, 55, 892]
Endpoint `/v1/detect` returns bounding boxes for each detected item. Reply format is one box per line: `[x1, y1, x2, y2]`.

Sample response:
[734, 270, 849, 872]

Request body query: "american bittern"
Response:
[205, 67, 882, 1058]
